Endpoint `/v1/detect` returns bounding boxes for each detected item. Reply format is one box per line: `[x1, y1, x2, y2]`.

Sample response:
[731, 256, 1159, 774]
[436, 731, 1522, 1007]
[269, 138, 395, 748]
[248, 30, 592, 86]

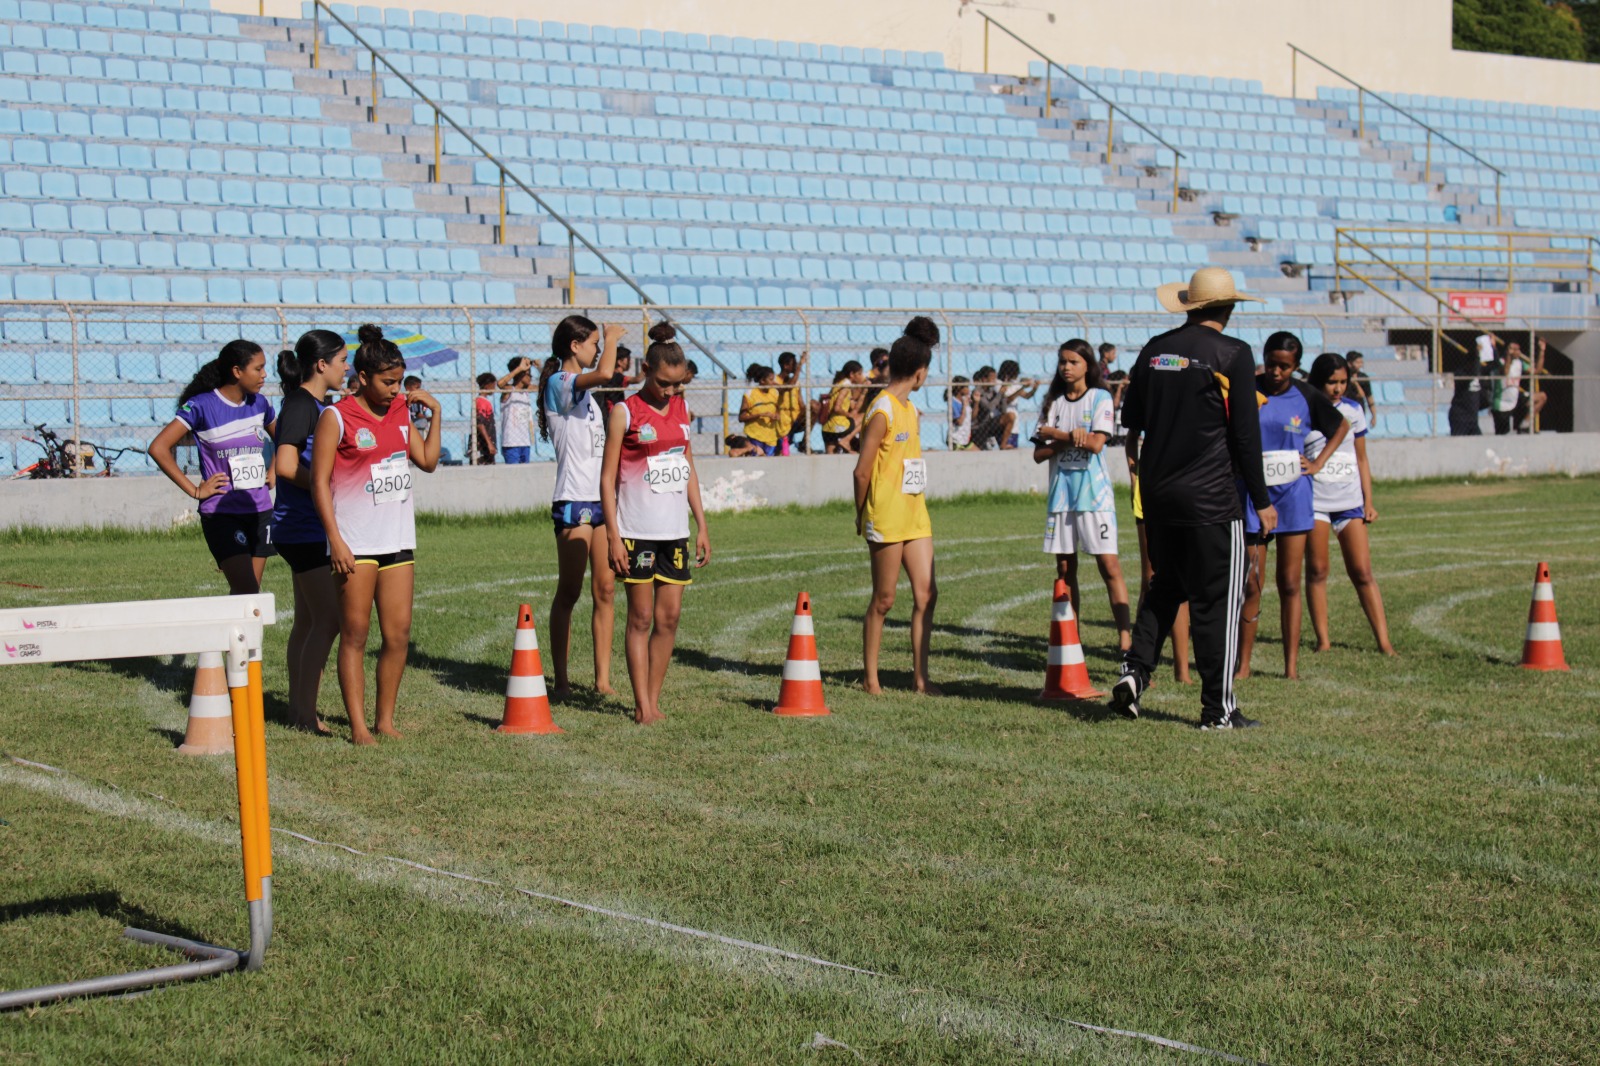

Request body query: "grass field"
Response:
[1, 478, 1597, 1064]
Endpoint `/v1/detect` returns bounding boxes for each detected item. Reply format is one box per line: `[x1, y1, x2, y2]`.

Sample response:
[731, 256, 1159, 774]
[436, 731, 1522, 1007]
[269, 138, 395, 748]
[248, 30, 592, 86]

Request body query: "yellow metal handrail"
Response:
[976, 12, 1185, 213]
[1335, 226, 1599, 294]
[1289, 44, 1504, 227]
[307, 0, 734, 377]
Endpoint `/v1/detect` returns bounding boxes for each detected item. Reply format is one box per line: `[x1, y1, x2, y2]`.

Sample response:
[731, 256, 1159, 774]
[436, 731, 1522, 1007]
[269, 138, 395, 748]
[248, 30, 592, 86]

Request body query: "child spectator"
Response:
[775, 351, 809, 452]
[725, 434, 759, 457]
[947, 375, 972, 449]
[995, 359, 1040, 449]
[820, 361, 865, 454]
[970, 366, 1006, 449]
[599, 346, 636, 419]
[497, 357, 535, 464]
[404, 375, 432, 441]
[738, 364, 782, 455]
[473, 372, 497, 463]
[1344, 351, 1376, 426]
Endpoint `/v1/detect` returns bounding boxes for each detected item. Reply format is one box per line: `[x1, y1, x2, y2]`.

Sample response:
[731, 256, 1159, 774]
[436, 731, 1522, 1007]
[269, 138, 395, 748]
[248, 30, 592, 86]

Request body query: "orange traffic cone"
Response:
[774, 591, 830, 717]
[1039, 579, 1104, 700]
[1521, 562, 1570, 671]
[497, 604, 562, 734]
[178, 651, 234, 754]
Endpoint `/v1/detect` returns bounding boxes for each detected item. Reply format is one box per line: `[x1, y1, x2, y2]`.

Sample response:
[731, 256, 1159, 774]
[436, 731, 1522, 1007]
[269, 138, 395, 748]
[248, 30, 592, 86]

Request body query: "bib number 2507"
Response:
[645, 453, 691, 494]
[901, 458, 927, 495]
[227, 453, 266, 491]
[368, 457, 412, 506]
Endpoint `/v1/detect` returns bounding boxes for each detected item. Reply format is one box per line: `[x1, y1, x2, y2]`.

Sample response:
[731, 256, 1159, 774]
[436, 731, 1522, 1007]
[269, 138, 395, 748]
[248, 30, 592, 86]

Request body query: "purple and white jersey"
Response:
[174, 389, 276, 516]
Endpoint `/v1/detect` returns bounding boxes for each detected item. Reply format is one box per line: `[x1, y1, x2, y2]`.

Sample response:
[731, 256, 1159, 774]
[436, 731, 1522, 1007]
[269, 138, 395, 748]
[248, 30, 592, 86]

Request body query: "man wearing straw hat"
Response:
[1112, 267, 1276, 729]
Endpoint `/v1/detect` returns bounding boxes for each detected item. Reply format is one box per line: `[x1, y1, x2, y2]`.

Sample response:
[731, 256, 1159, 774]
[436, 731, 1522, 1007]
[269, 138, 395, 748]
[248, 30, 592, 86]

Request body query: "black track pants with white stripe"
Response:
[1126, 520, 1246, 724]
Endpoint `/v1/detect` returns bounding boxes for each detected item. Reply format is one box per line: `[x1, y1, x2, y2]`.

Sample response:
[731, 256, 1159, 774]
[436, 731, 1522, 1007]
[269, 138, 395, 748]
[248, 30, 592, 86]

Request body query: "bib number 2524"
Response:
[645, 453, 691, 494]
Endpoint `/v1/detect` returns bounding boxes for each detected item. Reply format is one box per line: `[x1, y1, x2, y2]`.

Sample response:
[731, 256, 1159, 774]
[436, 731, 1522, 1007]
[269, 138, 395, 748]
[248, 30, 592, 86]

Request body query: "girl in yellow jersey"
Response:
[853, 316, 940, 695]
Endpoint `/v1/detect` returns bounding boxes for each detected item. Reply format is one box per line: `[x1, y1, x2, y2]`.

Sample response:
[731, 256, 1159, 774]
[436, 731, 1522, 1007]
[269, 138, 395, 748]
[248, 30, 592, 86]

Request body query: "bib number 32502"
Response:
[1262, 450, 1301, 487]
[368, 457, 412, 506]
[645, 453, 691, 494]
[227, 453, 266, 491]
[901, 458, 927, 495]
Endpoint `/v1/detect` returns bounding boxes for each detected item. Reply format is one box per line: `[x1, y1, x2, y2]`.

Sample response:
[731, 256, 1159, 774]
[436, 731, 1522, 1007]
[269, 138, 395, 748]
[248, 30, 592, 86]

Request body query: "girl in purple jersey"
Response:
[150, 340, 277, 595]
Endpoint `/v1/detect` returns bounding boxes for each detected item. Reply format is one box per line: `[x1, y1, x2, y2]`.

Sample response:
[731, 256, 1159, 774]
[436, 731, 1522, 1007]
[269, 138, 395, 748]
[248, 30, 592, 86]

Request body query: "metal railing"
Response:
[1288, 44, 1505, 227]
[1335, 226, 1600, 295]
[305, 0, 733, 381]
[976, 12, 1186, 213]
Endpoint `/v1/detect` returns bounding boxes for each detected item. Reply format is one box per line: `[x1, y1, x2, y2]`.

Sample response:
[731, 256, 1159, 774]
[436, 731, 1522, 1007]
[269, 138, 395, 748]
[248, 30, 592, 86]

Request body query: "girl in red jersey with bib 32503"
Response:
[600, 322, 711, 725]
[311, 324, 442, 746]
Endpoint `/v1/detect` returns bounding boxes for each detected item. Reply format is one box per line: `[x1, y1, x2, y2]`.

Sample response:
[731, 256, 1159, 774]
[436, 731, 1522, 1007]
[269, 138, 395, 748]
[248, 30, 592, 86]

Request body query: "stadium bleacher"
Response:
[0, 0, 1589, 468]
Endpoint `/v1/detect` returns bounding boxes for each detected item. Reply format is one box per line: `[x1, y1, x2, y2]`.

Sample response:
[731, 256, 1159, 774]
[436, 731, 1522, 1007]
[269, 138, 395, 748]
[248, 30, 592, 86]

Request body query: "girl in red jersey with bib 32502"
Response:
[311, 324, 442, 746]
[600, 323, 711, 725]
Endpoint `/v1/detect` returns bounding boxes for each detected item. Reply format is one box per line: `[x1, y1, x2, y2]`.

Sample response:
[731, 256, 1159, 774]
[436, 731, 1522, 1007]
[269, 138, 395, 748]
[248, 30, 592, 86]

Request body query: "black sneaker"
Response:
[1228, 713, 1262, 729]
[1198, 717, 1230, 731]
[1110, 673, 1142, 719]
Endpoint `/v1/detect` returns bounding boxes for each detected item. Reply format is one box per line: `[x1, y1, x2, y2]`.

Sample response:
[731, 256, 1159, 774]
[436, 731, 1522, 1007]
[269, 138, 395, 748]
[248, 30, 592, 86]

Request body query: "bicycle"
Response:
[9, 424, 147, 479]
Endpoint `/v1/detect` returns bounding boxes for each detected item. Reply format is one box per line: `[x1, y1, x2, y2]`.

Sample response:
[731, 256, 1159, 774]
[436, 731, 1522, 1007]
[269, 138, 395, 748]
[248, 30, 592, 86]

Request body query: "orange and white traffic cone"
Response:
[178, 651, 234, 754]
[1039, 579, 1104, 700]
[497, 604, 562, 734]
[1521, 562, 1570, 671]
[774, 591, 829, 717]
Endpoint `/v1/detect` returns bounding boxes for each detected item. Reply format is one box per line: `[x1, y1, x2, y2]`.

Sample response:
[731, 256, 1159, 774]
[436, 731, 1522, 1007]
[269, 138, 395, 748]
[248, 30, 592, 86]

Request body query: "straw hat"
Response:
[1156, 267, 1262, 313]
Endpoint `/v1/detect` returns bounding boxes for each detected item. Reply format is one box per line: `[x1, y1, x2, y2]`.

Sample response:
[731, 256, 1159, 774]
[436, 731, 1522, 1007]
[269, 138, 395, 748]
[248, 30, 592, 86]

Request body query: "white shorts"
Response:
[1043, 510, 1118, 556]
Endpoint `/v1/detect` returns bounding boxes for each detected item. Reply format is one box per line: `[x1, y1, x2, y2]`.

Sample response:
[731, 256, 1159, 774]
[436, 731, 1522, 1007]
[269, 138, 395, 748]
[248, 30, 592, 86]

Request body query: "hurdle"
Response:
[0, 594, 275, 1010]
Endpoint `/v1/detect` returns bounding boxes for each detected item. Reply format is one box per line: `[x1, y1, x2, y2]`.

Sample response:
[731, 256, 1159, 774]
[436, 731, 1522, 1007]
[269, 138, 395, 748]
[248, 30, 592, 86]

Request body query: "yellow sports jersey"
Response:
[742, 386, 781, 446]
[775, 382, 802, 437]
[861, 391, 932, 544]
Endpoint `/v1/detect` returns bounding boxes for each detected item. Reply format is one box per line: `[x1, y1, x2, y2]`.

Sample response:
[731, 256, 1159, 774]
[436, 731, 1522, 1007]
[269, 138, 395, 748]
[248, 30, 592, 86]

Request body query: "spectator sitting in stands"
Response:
[405, 375, 432, 441]
[970, 365, 1007, 450]
[863, 346, 890, 412]
[725, 434, 759, 458]
[819, 361, 865, 454]
[775, 350, 809, 452]
[1493, 340, 1546, 435]
[738, 363, 782, 455]
[1344, 350, 1376, 427]
[947, 375, 972, 449]
[995, 359, 1040, 450]
[1099, 342, 1128, 408]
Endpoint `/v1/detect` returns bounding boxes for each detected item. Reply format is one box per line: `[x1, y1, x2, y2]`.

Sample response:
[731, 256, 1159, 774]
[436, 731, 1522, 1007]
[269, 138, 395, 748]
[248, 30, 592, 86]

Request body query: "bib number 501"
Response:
[1262, 450, 1300, 487]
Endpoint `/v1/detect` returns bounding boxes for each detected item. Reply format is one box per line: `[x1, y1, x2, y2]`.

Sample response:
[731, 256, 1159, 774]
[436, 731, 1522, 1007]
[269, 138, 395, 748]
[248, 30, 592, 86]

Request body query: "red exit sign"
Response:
[1448, 291, 1507, 320]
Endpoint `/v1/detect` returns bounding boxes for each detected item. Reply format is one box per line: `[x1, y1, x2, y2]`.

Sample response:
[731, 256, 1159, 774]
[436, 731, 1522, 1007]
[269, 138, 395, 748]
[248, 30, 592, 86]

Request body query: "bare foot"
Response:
[551, 683, 573, 701]
[1174, 671, 1193, 685]
[914, 681, 945, 697]
[1312, 642, 1332, 653]
[351, 731, 377, 747]
[1283, 669, 1300, 681]
[291, 717, 333, 737]
[861, 678, 882, 695]
[634, 706, 665, 725]
[1234, 666, 1251, 681]
[595, 683, 616, 696]
[376, 723, 404, 739]
[1380, 645, 1398, 657]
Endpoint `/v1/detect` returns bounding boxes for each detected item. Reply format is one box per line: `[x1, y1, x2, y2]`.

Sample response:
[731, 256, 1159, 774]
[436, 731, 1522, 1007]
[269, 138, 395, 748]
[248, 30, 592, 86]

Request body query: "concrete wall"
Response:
[234, 0, 1600, 112]
[5, 435, 1596, 532]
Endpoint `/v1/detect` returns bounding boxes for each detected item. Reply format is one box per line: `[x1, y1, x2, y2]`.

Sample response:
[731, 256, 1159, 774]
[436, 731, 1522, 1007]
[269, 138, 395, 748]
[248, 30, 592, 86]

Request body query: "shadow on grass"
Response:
[0, 890, 213, 948]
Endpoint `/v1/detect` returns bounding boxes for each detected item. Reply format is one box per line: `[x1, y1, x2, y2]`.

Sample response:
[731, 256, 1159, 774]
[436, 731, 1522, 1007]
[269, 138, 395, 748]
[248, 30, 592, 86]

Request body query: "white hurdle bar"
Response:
[0, 594, 275, 1011]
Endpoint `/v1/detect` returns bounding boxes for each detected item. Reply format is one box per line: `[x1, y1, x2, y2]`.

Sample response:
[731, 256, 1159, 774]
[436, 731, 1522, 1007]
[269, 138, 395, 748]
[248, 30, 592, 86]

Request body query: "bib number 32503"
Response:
[645, 453, 691, 494]
[901, 457, 927, 495]
[368, 456, 412, 506]
[1262, 449, 1301, 487]
[227, 453, 266, 491]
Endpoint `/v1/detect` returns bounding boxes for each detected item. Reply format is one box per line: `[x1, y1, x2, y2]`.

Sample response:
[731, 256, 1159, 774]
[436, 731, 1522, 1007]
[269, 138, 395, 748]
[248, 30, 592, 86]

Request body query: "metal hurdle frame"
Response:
[0, 594, 275, 1010]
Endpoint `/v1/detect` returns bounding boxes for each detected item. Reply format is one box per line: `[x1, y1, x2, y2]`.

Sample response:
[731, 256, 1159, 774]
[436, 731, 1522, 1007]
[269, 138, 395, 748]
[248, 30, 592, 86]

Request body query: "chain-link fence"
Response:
[0, 302, 1586, 476]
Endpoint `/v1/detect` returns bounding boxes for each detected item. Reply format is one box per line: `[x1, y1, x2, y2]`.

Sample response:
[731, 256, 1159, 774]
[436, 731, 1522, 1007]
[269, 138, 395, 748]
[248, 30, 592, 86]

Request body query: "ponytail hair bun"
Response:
[277, 349, 301, 392]
[353, 322, 404, 377]
[647, 321, 677, 345]
[903, 315, 940, 348]
[357, 323, 385, 346]
[643, 320, 685, 372]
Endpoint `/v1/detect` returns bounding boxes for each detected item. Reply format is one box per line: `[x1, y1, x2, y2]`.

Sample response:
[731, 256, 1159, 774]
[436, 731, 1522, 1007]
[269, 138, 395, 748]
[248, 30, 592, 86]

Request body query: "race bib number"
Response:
[645, 452, 691, 494]
[901, 457, 927, 495]
[589, 423, 606, 458]
[1058, 447, 1090, 471]
[227, 452, 266, 490]
[368, 456, 412, 506]
[1263, 450, 1301, 487]
[1316, 456, 1357, 484]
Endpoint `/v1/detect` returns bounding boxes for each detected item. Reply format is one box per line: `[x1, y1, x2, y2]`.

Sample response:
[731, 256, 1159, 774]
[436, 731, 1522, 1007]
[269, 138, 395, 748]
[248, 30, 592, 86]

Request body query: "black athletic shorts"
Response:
[275, 539, 330, 574]
[352, 549, 415, 570]
[622, 537, 691, 586]
[200, 511, 274, 565]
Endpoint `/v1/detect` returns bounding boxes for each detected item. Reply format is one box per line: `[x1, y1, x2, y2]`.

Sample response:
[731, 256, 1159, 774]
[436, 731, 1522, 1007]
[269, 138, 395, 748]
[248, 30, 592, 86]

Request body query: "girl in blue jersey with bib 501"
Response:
[1235, 332, 1348, 680]
[1033, 339, 1131, 651]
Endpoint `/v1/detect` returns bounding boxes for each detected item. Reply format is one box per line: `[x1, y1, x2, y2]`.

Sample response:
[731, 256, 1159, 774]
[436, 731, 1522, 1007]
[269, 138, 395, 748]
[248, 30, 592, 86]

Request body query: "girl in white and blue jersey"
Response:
[1032, 339, 1131, 650]
[148, 340, 276, 596]
[538, 314, 621, 698]
[1303, 352, 1396, 657]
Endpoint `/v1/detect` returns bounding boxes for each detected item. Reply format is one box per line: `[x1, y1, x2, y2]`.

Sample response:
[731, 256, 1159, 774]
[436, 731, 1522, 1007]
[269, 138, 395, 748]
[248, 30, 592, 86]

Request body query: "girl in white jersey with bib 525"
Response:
[1303, 352, 1395, 657]
[538, 314, 621, 698]
[311, 325, 442, 746]
[601, 323, 711, 725]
